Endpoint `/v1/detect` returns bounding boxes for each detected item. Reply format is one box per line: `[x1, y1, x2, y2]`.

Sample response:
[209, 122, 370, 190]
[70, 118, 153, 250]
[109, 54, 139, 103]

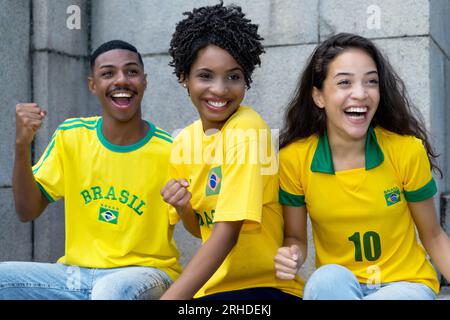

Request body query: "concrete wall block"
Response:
[244, 44, 316, 131]
[319, 0, 429, 41]
[373, 37, 431, 127]
[92, 0, 318, 56]
[32, 52, 94, 157]
[446, 59, 450, 193]
[91, 0, 213, 55]
[0, 0, 31, 187]
[173, 224, 201, 267]
[0, 188, 32, 261]
[430, 0, 450, 58]
[430, 40, 447, 197]
[33, 199, 65, 262]
[141, 55, 198, 134]
[441, 193, 450, 242]
[32, 0, 89, 56]
[231, 0, 319, 46]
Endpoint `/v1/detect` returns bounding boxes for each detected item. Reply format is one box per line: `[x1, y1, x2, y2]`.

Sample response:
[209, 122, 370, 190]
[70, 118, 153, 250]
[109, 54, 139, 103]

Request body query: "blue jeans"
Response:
[197, 287, 302, 301]
[303, 264, 436, 300]
[0, 261, 173, 300]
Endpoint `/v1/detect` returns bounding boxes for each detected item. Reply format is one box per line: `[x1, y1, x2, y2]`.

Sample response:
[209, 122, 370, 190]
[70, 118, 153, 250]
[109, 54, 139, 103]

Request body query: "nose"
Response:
[351, 83, 368, 100]
[113, 70, 130, 86]
[209, 79, 228, 96]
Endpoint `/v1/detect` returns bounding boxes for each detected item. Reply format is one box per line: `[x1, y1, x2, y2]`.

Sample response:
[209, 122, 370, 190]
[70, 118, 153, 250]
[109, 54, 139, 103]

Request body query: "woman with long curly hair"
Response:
[274, 32, 449, 300]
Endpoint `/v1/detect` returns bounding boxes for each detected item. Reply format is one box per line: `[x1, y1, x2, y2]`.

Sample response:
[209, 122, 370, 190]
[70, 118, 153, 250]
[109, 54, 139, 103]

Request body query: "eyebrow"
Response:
[98, 62, 140, 69]
[333, 70, 378, 78]
[196, 67, 244, 73]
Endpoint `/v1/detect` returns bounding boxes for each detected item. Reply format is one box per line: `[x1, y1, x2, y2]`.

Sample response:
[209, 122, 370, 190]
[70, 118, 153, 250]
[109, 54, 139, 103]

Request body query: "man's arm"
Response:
[13, 103, 49, 222]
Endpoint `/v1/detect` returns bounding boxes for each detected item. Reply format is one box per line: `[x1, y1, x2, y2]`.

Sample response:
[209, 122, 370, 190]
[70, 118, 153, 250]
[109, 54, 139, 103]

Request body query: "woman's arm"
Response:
[160, 220, 243, 299]
[274, 205, 308, 280]
[410, 197, 450, 283]
[161, 178, 201, 238]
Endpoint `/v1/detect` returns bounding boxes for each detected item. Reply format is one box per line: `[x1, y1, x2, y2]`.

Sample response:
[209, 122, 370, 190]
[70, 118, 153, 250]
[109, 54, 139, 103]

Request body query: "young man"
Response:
[1, 40, 181, 300]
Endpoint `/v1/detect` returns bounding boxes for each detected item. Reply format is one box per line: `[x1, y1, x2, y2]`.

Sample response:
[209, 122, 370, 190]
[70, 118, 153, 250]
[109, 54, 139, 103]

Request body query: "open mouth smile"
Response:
[204, 99, 230, 112]
[344, 106, 368, 123]
[109, 91, 136, 109]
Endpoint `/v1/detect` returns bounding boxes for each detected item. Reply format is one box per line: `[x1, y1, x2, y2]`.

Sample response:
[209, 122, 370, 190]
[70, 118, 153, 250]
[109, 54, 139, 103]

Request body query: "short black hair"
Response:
[169, 1, 264, 88]
[90, 40, 144, 70]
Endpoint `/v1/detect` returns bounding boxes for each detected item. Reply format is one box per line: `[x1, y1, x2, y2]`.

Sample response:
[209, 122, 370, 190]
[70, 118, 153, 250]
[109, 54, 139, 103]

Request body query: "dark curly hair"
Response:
[168, 1, 264, 88]
[279, 32, 441, 176]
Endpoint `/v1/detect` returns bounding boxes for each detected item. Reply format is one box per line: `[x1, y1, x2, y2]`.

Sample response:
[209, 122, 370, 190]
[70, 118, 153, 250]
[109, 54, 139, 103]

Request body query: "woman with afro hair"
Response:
[160, 2, 303, 300]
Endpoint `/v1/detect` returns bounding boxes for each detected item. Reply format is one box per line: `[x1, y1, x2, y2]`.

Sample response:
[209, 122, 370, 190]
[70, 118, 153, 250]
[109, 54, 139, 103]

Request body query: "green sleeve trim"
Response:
[279, 188, 305, 207]
[61, 118, 97, 126]
[154, 128, 173, 138]
[154, 133, 173, 143]
[32, 137, 57, 175]
[404, 178, 437, 202]
[36, 181, 55, 203]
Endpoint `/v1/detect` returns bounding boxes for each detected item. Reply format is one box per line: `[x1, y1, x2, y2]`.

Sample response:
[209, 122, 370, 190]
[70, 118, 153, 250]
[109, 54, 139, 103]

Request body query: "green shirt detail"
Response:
[404, 178, 437, 202]
[311, 126, 384, 174]
[279, 188, 305, 207]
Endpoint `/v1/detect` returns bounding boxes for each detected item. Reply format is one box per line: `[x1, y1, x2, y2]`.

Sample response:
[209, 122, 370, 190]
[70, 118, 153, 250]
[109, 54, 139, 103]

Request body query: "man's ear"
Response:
[312, 86, 325, 109]
[88, 76, 96, 95]
[144, 73, 148, 90]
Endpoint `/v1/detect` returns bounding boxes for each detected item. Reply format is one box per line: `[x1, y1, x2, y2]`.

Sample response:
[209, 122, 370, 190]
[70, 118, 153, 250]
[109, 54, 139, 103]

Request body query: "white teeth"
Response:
[345, 106, 367, 113]
[112, 92, 132, 98]
[208, 100, 227, 108]
[348, 114, 365, 119]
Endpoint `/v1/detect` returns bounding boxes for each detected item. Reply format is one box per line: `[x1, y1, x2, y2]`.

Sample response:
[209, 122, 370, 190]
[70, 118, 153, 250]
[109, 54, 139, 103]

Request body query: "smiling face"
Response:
[88, 49, 147, 124]
[312, 48, 380, 142]
[184, 45, 246, 132]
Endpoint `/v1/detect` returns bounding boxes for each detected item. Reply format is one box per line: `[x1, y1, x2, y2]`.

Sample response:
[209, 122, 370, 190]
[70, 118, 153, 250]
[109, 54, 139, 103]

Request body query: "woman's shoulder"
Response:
[225, 106, 269, 131]
[279, 135, 319, 159]
[375, 127, 422, 149]
[171, 120, 201, 141]
[374, 127, 425, 159]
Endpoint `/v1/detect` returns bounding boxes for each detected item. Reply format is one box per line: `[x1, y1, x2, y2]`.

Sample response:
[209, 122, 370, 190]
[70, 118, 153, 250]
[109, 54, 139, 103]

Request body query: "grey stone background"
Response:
[0, 0, 449, 288]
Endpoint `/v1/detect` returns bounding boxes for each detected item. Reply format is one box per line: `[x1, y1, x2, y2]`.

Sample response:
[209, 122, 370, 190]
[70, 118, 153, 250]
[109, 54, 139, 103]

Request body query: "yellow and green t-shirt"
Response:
[279, 126, 439, 293]
[33, 117, 182, 281]
[169, 106, 304, 298]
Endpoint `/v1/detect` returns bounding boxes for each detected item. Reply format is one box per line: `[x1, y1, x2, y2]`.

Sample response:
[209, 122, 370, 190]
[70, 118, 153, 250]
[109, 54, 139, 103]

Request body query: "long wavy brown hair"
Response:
[279, 32, 441, 176]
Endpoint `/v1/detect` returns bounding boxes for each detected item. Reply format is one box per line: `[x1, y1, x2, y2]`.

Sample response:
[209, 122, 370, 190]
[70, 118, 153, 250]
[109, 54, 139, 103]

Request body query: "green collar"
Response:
[96, 117, 155, 153]
[310, 126, 384, 174]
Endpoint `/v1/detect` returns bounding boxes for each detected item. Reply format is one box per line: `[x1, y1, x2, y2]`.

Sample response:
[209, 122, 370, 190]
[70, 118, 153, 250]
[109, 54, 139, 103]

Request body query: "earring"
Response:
[183, 83, 187, 88]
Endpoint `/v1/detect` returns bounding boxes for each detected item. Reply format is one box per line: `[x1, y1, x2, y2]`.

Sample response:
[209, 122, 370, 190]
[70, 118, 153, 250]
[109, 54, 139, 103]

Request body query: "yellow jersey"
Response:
[169, 106, 304, 298]
[33, 117, 182, 281]
[279, 126, 439, 293]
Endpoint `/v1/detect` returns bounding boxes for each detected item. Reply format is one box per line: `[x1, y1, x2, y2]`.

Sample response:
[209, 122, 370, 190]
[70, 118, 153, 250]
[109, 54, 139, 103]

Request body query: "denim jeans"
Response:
[303, 264, 436, 300]
[197, 287, 302, 301]
[0, 261, 173, 300]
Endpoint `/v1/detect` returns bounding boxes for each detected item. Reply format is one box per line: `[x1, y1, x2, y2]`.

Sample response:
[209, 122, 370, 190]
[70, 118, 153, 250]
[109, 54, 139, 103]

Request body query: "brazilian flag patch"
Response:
[98, 205, 119, 224]
[384, 187, 401, 206]
[206, 166, 222, 196]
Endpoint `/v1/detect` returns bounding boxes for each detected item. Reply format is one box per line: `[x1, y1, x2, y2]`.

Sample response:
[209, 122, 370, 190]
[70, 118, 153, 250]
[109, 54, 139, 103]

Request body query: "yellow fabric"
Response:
[33, 117, 181, 281]
[169, 106, 304, 298]
[279, 126, 439, 294]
